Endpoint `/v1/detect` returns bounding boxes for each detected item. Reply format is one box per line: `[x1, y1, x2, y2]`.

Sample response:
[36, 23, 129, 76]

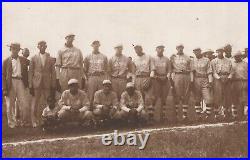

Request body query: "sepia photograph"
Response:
[2, 2, 248, 158]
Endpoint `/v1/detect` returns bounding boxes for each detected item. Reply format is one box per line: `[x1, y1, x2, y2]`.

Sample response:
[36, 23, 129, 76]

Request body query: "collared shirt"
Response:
[133, 54, 153, 76]
[84, 52, 108, 75]
[151, 55, 171, 76]
[58, 89, 90, 110]
[11, 57, 22, 78]
[170, 54, 191, 73]
[232, 61, 248, 80]
[42, 105, 60, 117]
[120, 90, 144, 112]
[109, 54, 133, 78]
[211, 57, 233, 79]
[243, 57, 248, 63]
[93, 89, 118, 107]
[40, 53, 47, 67]
[191, 57, 212, 75]
[56, 46, 84, 79]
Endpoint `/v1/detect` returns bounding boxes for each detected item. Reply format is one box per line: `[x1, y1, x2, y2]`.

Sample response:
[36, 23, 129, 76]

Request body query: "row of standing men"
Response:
[2, 33, 248, 128]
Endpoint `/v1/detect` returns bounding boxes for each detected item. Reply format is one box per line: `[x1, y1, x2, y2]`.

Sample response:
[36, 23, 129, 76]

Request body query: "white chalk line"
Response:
[2, 121, 247, 147]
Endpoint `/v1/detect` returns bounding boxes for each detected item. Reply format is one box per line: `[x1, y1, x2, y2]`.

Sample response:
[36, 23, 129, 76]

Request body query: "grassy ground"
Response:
[2, 122, 248, 158]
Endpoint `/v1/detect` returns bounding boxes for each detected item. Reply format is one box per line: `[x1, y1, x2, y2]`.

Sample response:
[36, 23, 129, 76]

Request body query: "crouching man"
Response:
[93, 80, 122, 125]
[41, 96, 60, 131]
[58, 79, 94, 126]
[120, 82, 148, 125]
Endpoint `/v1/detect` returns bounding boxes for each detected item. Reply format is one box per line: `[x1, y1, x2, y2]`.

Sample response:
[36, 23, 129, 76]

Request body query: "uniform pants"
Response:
[173, 73, 190, 104]
[231, 80, 248, 117]
[58, 109, 93, 122]
[59, 68, 82, 92]
[31, 88, 50, 126]
[193, 77, 213, 104]
[111, 78, 127, 100]
[87, 75, 106, 105]
[151, 79, 170, 122]
[120, 109, 148, 122]
[5, 79, 29, 128]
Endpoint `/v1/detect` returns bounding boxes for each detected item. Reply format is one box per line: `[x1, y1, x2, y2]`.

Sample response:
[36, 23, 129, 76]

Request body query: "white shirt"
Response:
[12, 57, 22, 77]
[40, 53, 46, 66]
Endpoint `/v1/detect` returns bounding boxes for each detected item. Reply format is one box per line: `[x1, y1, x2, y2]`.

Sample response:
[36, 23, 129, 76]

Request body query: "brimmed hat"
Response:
[156, 45, 165, 49]
[68, 79, 79, 85]
[216, 47, 224, 52]
[232, 51, 242, 57]
[126, 82, 135, 88]
[193, 47, 201, 52]
[114, 44, 123, 49]
[134, 45, 142, 49]
[102, 79, 112, 85]
[65, 33, 75, 39]
[91, 40, 100, 47]
[203, 49, 214, 54]
[8, 43, 21, 49]
[176, 44, 184, 48]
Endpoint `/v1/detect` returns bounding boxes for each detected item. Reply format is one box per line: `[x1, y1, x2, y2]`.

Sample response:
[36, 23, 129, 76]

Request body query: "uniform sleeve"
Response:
[42, 108, 47, 117]
[108, 58, 113, 77]
[120, 92, 130, 112]
[55, 50, 62, 79]
[93, 91, 101, 107]
[83, 56, 89, 76]
[79, 92, 90, 112]
[166, 58, 172, 79]
[112, 92, 119, 107]
[228, 60, 233, 79]
[79, 50, 85, 79]
[104, 56, 109, 79]
[58, 91, 67, 108]
[136, 91, 144, 112]
[211, 59, 220, 79]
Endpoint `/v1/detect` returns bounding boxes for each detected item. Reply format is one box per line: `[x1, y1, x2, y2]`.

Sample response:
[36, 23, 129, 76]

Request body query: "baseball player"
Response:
[92, 80, 121, 124]
[108, 44, 133, 100]
[191, 48, 213, 121]
[231, 51, 248, 120]
[170, 44, 192, 122]
[151, 45, 171, 122]
[57, 79, 94, 124]
[211, 47, 233, 120]
[55, 34, 85, 92]
[120, 82, 148, 124]
[84, 41, 108, 105]
[132, 45, 155, 123]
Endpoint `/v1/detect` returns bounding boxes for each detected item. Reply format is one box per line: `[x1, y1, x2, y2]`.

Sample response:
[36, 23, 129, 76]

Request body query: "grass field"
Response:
[2, 122, 248, 158]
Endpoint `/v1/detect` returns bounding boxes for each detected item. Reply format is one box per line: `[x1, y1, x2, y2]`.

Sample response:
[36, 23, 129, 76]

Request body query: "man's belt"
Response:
[61, 66, 80, 70]
[233, 79, 247, 82]
[111, 75, 127, 79]
[175, 71, 190, 75]
[195, 73, 208, 78]
[88, 72, 105, 76]
[218, 72, 229, 76]
[136, 74, 149, 78]
[12, 77, 22, 80]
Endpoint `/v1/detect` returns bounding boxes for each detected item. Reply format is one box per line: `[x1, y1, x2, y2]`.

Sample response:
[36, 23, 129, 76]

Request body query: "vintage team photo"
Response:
[2, 2, 248, 158]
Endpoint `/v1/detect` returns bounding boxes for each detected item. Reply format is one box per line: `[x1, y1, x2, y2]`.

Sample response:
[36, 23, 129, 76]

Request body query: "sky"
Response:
[2, 2, 248, 60]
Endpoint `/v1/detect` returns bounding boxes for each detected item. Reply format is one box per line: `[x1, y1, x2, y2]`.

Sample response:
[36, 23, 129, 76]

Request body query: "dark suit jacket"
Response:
[28, 53, 56, 89]
[2, 56, 29, 92]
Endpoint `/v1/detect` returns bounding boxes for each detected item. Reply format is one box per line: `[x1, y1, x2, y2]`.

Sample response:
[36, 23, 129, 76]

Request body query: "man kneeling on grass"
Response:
[57, 79, 94, 126]
[93, 80, 122, 126]
[120, 82, 148, 125]
[41, 96, 60, 131]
